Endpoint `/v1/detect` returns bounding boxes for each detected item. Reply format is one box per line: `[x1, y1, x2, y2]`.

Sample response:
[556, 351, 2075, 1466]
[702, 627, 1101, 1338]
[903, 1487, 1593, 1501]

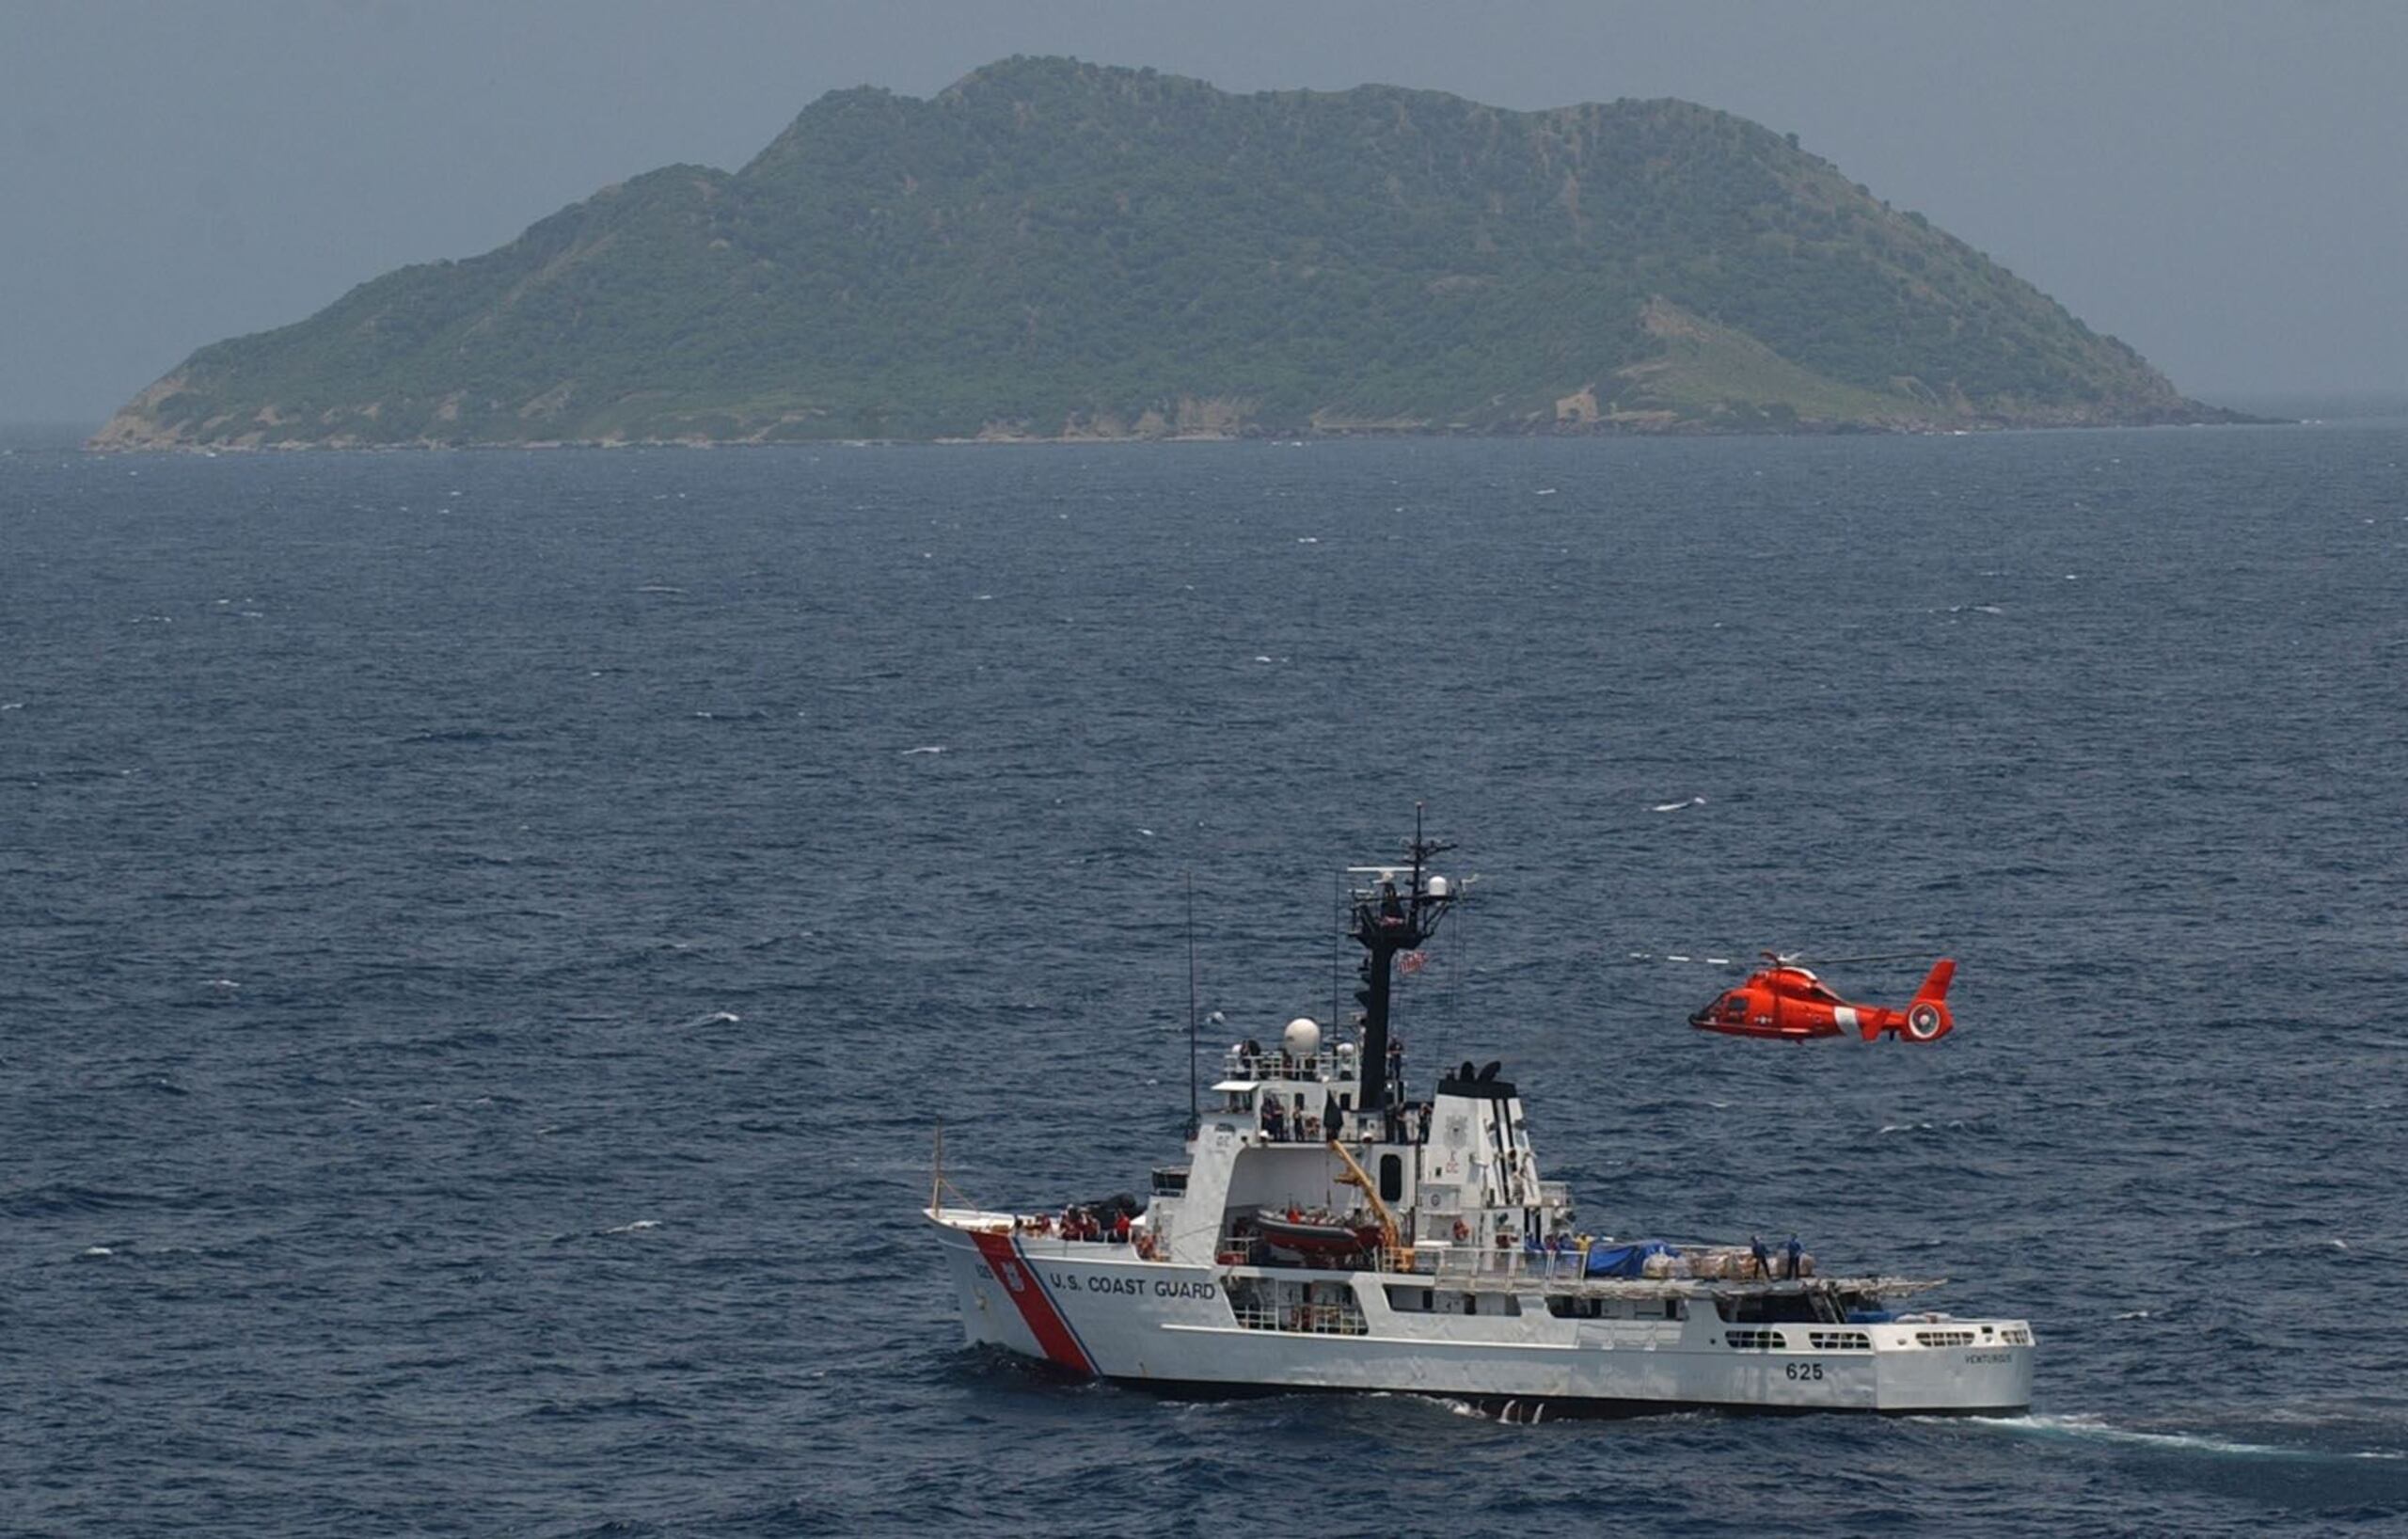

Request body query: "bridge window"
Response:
[1379, 1154, 1402, 1203]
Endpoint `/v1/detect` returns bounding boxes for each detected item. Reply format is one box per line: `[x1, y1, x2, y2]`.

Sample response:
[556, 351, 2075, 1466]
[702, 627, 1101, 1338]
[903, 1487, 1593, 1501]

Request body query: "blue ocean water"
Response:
[4, 426, 2405, 1536]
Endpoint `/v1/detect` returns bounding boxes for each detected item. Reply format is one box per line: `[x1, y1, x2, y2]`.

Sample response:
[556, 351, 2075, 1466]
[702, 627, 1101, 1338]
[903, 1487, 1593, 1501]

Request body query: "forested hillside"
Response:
[94, 56, 2226, 447]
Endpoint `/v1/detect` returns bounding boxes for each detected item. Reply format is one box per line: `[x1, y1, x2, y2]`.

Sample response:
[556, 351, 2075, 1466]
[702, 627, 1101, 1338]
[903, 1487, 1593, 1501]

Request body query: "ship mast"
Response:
[1348, 804, 1457, 1117]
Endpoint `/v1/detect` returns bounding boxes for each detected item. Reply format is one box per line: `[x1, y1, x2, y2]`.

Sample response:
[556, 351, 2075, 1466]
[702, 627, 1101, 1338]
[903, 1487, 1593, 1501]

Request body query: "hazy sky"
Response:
[5, 0, 2402, 423]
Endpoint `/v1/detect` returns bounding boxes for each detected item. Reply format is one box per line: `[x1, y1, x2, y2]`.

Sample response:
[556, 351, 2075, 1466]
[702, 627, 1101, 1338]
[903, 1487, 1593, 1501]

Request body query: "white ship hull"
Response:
[933, 1214, 2033, 1418]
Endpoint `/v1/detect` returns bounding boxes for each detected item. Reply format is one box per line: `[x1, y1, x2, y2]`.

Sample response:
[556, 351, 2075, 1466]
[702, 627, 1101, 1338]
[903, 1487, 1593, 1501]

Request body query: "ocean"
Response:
[5, 425, 2404, 1535]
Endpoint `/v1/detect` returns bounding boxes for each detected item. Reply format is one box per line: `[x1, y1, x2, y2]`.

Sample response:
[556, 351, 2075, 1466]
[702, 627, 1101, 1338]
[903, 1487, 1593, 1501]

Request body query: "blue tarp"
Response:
[1583, 1240, 1681, 1277]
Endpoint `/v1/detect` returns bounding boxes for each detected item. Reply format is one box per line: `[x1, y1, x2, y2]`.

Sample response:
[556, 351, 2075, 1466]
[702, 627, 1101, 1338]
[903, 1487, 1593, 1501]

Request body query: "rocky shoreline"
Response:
[85, 406, 2272, 452]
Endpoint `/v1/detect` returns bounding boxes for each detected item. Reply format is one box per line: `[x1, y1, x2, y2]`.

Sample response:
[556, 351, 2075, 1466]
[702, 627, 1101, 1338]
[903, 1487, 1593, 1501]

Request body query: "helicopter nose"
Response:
[1687, 1006, 1716, 1029]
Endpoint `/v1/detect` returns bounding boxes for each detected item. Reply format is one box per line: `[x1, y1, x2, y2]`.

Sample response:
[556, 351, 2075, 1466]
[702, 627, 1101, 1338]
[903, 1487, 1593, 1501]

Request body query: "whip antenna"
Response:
[1186, 870, 1199, 1138]
[1331, 868, 1343, 1049]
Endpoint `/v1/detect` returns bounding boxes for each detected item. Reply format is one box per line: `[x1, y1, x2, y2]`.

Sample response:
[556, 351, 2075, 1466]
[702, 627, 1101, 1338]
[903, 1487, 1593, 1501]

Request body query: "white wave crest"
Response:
[1986, 1412, 2404, 1461]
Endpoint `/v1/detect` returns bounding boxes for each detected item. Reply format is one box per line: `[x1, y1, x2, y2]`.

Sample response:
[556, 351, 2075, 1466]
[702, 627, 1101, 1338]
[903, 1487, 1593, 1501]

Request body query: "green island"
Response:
[93, 56, 2242, 449]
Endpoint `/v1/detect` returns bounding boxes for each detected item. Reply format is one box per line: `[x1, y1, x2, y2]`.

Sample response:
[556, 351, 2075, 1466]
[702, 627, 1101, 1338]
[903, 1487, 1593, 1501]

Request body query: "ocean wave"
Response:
[1984, 1412, 2406, 1463]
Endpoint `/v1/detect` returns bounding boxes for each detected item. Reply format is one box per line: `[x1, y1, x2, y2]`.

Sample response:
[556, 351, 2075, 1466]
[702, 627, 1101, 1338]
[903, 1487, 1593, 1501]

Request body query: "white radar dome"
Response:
[1283, 1017, 1322, 1056]
[1425, 875, 1450, 898]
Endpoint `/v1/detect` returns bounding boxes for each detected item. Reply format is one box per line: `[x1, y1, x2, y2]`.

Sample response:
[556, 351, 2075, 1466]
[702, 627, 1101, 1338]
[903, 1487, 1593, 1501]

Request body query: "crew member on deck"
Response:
[1785, 1234, 1804, 1279]
[1751, 1234, 1772, 1279]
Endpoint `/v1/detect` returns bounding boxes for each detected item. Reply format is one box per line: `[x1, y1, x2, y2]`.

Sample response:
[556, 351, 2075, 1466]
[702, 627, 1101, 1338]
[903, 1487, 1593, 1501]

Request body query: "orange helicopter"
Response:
[1686, 953, 1957, 1044]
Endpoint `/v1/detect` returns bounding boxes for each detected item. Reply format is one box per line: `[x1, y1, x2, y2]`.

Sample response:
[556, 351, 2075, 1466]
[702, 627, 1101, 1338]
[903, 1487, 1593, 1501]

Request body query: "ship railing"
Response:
[1408, 1247, 1958, 1300]
[1213, 1229, 1262, 1267]
[1228, 1301, 1370, 1336]
[1221, 1236, 1655, 1290]
[1415, 1245, 1611, 1291]
[1221, 1049, 1354, 1085]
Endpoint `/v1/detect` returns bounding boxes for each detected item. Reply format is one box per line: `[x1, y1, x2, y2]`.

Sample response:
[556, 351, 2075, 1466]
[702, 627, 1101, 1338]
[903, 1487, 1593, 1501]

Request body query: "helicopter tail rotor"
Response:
[1894, 958, 1956, 1042]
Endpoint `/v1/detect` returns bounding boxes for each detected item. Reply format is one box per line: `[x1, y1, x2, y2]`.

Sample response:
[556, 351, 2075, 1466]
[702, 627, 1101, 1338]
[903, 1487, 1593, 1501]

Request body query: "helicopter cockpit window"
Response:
[1717, 993, 1748, 1017]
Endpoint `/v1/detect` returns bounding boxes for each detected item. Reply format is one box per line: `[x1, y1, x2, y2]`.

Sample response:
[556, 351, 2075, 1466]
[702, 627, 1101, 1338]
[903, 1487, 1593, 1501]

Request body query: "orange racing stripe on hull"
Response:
[970, 1230, 1095, 1374]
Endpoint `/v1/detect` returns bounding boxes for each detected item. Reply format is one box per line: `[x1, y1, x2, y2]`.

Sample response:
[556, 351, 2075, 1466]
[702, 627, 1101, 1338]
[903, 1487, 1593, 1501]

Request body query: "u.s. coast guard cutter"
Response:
[927, 827, 2034, 1418]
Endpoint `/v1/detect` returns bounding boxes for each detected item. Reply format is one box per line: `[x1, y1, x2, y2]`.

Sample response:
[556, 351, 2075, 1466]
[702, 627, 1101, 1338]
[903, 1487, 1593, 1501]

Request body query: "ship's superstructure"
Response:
[927, 828, 2034, 1417]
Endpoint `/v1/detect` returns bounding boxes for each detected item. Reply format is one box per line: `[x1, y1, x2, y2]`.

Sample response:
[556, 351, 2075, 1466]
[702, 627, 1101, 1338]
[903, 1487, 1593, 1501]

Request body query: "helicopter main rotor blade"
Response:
[1612, 951, 1742, 968]
[1606, 946, 1933, 970]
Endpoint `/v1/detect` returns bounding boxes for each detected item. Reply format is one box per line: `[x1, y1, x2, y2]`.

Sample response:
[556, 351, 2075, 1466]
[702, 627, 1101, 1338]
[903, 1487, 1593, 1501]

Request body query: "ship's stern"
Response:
[1869, 1319, 2034, 1414]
